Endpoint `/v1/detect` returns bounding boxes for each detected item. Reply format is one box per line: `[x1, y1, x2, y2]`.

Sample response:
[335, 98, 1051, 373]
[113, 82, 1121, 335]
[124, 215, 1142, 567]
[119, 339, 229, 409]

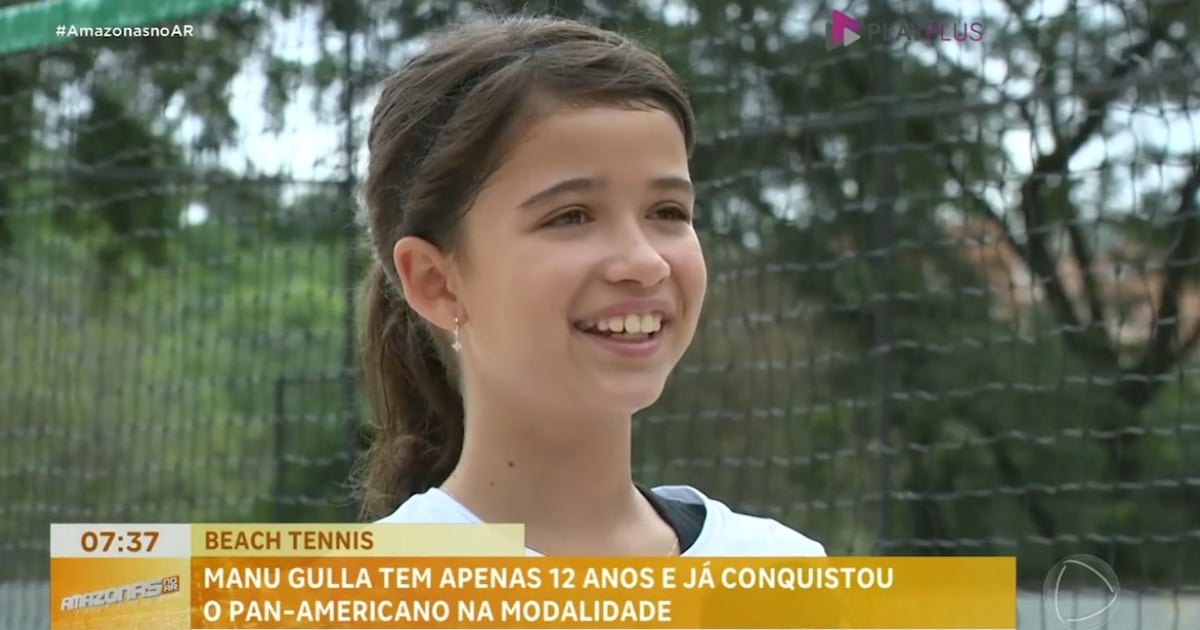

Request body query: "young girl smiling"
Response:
[355, 13, 825, 558]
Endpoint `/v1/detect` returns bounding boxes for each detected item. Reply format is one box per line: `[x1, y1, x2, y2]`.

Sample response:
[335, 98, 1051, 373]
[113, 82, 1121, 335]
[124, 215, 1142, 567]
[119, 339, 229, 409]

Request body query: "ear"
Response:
[393, 236, 459, 333]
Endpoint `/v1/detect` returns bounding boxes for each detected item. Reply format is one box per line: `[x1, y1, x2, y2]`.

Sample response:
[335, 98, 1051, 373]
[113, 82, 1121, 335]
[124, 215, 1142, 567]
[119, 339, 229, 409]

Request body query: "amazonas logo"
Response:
[60, 575, 181, 611]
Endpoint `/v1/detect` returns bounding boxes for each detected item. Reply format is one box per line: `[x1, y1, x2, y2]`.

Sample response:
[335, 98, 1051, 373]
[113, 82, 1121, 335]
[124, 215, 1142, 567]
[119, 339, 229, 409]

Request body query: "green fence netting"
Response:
[2, 0, 1199, 628]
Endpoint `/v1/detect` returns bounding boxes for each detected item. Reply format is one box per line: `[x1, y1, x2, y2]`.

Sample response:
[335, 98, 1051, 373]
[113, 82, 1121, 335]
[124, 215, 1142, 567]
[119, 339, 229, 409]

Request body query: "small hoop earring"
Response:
[451, 317, 462, 352]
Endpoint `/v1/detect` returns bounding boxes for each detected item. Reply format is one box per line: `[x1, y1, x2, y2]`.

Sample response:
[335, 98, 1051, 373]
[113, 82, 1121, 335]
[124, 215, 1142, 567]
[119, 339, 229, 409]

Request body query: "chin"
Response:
[596, 377, 669, 414]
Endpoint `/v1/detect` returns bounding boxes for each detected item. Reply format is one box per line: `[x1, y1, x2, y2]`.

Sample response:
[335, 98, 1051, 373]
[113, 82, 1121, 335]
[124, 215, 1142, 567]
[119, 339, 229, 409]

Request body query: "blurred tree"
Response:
[0, 1, 282, 274]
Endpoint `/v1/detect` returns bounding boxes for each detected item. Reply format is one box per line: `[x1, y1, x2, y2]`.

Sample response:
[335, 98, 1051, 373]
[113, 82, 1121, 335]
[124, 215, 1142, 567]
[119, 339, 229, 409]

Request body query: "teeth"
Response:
[579, 313, 663, 335]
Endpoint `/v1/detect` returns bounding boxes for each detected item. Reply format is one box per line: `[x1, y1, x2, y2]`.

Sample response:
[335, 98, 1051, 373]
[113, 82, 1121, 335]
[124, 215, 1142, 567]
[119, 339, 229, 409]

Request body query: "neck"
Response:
[442, 400, 658, 554]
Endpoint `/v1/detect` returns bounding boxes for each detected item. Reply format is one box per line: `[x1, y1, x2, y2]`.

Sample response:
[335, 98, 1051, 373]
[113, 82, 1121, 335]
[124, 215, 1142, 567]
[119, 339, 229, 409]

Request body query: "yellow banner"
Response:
[50, 523, 1018, 630]
[183, 556, 1016, 629]
[190, 523, 526, 557]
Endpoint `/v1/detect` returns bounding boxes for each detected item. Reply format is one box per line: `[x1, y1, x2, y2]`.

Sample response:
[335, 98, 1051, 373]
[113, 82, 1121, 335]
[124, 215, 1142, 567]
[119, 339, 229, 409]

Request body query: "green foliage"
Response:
[0, 219, 356, 580]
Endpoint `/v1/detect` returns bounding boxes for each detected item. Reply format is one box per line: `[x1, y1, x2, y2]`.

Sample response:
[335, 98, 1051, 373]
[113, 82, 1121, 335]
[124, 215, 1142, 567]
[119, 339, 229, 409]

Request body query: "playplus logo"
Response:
[826, 9, 984, 50]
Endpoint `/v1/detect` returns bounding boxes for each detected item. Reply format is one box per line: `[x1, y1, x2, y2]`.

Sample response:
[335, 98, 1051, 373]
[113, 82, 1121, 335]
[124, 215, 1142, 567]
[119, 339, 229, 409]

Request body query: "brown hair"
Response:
[353, 13, 696, 521]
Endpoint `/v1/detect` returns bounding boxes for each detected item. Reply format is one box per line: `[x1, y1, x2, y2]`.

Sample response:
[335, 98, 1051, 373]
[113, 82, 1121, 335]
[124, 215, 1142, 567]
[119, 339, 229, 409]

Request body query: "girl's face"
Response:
[453, 104, 707, 424]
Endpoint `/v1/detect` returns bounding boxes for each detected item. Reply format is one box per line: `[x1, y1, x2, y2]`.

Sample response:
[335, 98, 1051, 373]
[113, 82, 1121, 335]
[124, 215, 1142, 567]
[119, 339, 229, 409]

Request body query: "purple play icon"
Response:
[827, 10, 861, 48]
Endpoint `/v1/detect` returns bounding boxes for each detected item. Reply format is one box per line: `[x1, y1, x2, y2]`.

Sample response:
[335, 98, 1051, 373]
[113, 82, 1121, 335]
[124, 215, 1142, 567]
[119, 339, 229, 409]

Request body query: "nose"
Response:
[603, 223, 670, 287]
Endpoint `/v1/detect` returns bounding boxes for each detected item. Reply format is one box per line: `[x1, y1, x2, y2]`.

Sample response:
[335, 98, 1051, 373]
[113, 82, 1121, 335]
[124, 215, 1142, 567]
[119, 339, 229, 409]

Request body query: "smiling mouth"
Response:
[573, 313, 666, 341]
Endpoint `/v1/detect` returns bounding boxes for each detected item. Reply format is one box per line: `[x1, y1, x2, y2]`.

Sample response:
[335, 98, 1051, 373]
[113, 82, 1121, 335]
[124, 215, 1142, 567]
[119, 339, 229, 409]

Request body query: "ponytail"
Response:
[356, 262, 465, 521]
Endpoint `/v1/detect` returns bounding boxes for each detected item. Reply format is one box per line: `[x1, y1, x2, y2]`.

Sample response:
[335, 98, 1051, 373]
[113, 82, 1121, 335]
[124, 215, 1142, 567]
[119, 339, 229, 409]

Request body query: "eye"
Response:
[651, 204, 692, 222]
[546, 207, 591, 227]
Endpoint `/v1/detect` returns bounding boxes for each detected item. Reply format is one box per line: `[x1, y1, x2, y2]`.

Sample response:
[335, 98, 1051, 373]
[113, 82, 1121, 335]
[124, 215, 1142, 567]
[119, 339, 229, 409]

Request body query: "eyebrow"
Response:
[518, 176, 694, 209]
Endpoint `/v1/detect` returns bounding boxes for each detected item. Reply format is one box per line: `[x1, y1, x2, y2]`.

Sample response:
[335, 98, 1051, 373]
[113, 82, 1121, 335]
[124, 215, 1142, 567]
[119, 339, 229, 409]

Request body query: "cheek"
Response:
[466, 247, 582, 342]
[669, 236, 708, 309]
[516, 246, 587, 313]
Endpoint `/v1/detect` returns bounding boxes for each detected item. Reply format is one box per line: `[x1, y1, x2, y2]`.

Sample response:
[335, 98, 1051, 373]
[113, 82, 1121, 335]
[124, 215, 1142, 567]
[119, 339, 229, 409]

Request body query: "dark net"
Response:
[2, 0, 1198, 628]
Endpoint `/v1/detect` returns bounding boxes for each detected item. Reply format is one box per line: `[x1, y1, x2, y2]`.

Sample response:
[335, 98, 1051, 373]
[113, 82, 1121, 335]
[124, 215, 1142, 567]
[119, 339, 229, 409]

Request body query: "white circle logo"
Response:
[1042, 554, 1120, 629]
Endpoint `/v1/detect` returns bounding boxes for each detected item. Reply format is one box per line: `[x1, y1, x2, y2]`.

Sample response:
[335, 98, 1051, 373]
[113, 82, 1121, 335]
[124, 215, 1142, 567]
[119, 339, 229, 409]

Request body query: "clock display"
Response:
[79, 530, 160, 553]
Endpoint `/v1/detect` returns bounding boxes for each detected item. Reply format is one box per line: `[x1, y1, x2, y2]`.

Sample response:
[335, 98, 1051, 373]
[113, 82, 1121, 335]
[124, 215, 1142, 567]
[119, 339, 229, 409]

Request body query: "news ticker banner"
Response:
[51, 523, 1017, 630]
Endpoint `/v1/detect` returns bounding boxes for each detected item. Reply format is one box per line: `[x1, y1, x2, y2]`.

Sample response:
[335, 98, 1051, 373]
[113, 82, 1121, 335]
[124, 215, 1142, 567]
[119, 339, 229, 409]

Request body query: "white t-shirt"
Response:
[376, 484, 826, 557]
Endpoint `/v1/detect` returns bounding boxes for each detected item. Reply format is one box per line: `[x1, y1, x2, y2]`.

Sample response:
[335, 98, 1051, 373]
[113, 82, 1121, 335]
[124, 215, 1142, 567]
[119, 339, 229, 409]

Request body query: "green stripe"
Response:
[0, 0, 254, 56]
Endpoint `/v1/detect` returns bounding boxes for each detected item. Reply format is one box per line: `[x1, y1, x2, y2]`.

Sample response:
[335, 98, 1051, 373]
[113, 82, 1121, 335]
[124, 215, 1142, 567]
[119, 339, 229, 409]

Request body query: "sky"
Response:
[183, 0, 1200, 232]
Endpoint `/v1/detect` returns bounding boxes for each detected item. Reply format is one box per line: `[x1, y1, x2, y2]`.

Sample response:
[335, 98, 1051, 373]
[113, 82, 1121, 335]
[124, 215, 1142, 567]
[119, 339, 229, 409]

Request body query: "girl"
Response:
[355, 13, 825, 558]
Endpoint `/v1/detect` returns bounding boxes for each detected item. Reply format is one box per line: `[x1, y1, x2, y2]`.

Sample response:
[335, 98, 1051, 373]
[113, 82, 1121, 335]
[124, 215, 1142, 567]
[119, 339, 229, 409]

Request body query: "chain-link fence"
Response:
[3, 0, 1200, 628]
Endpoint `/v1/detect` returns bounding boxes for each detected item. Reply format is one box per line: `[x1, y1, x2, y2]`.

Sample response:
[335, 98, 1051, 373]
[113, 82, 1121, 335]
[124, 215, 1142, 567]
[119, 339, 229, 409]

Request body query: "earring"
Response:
[451, 317, 461, 352]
